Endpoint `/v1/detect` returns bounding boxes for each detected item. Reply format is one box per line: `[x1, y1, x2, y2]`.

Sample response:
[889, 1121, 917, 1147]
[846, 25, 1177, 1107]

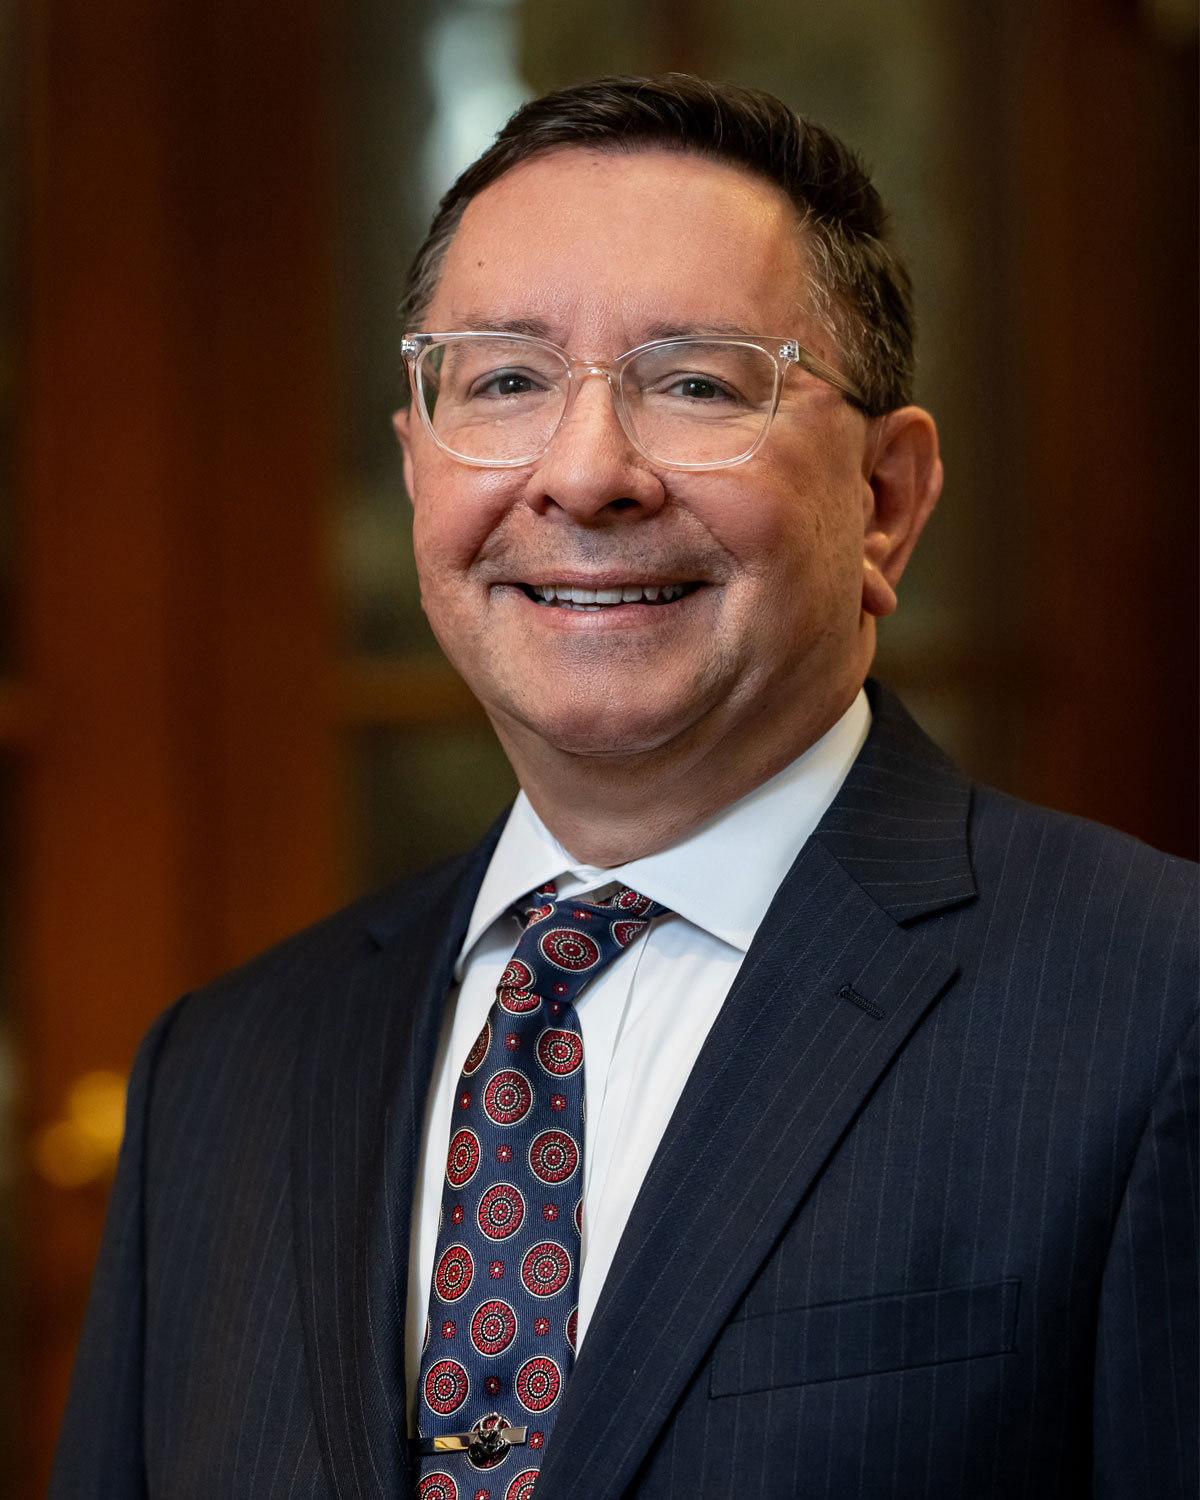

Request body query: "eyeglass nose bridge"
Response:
[551, 356, 638, 452]
[564, 356, 622, 399]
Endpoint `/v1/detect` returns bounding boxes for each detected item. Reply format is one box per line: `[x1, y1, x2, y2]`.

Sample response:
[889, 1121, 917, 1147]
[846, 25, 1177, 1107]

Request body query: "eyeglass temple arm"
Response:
[782, 340, 869, 410]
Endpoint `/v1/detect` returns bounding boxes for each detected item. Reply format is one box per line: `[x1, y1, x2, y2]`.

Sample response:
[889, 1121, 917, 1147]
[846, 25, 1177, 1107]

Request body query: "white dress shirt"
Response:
[405, 690, 871, 1424]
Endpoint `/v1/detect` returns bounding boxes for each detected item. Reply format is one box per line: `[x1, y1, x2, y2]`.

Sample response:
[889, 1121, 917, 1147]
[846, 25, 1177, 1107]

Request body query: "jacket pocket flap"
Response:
[710, 1279, 1020, 1397]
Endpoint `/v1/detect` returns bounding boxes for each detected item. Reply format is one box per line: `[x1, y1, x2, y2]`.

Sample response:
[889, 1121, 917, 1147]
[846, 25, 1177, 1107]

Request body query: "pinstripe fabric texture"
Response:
[52, 682, 1198, 1500]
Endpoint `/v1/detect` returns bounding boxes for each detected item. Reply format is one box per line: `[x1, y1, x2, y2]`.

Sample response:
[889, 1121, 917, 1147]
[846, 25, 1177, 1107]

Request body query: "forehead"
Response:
[426, 147, 814, 346]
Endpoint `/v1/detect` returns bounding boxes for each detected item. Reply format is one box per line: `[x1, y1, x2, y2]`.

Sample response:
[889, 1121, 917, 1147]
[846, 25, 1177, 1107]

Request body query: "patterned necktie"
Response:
[414, 883, 669, 1500]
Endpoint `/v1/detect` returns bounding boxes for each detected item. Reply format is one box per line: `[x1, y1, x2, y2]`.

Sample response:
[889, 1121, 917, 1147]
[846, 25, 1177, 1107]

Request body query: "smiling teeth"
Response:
[532, 584, 686, 605]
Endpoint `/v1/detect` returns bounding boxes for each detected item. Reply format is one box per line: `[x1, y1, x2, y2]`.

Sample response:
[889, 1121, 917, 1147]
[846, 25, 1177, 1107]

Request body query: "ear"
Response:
[392, 407, 417, 503]
[860, 406, 942, 619]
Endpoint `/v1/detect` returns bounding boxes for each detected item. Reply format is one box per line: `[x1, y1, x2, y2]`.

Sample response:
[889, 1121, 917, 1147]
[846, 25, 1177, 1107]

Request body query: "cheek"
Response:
[705, 481, 824, 590]
[410, 457, 510, 576]
[712, 475, 865, 638]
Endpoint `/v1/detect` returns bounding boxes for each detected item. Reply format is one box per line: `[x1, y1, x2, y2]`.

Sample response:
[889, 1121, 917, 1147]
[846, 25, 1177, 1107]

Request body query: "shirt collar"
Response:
[454, 689, 871, 976]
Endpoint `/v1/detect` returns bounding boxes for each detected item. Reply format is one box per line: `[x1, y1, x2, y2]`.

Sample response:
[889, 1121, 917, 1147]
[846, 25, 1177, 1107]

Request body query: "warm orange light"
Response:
[33, 1069, 127, 1188]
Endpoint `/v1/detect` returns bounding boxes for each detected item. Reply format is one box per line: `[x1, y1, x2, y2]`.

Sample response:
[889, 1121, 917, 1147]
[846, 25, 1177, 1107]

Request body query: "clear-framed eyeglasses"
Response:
[401, 331, 867, 471]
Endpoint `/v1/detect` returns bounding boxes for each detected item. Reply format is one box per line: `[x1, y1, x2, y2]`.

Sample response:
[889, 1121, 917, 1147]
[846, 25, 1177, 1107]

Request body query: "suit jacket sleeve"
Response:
[1093, 1010, 1199, 1498]
[49, 1000, 185, 1500]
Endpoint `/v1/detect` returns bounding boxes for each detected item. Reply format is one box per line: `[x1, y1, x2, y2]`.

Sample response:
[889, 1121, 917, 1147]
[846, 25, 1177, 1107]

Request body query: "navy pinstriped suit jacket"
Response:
[53, 684, 1198, 1499]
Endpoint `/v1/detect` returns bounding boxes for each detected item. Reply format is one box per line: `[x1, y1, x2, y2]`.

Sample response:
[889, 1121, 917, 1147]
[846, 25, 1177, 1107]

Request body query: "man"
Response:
[53, 75, 1196, 1500]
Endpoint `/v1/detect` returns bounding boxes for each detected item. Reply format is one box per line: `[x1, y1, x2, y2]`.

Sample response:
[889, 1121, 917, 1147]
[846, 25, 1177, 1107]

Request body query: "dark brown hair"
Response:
[401, 74, 914, 416]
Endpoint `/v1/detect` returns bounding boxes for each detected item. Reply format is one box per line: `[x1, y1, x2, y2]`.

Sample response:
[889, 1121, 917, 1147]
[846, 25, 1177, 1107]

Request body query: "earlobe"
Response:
[862, 556, 899, 619]
[860, 407, 942, 619]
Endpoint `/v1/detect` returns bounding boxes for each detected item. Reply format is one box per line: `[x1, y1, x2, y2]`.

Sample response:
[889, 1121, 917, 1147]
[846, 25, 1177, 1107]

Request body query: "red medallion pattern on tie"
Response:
[415, 883, 668, 1494]
[434, 1245, 474, 1303]
[477, 1184, 525, 1240]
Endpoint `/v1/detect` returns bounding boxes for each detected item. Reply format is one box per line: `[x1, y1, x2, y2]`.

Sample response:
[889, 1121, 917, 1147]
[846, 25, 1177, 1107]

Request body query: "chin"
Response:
[503, 697, 703, 760]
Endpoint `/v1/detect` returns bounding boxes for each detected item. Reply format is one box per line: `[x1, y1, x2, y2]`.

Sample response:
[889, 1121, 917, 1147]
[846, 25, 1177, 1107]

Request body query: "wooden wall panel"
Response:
[16, 0, 340, 1488]
[1003, 0, 1198, 857]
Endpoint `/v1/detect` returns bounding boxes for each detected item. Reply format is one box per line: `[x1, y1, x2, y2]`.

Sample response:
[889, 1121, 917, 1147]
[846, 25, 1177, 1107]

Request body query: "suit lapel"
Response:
[291, 830, 500, 1500]
[535, 686, 977, 1500]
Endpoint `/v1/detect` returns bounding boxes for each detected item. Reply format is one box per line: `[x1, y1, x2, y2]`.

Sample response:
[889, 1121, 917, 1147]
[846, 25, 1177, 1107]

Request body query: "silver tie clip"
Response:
[412, 1424, 528, 1461]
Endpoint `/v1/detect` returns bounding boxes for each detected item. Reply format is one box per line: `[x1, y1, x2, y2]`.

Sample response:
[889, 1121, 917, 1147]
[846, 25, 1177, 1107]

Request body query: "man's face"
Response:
[398, 148, 891, 772]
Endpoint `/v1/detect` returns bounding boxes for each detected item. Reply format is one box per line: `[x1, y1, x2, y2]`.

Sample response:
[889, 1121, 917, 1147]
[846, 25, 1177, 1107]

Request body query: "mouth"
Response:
[520, 582, 701, 612]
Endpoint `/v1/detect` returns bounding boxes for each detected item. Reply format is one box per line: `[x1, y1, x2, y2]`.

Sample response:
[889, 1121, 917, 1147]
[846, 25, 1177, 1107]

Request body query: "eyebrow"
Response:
[641, 319, 759, 340]
[451, 315, 557, 338]
[445, 316, 764, 344]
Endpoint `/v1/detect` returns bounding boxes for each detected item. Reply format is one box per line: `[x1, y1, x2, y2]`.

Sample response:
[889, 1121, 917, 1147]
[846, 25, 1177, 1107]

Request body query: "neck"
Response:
[491, 686, 862, 868]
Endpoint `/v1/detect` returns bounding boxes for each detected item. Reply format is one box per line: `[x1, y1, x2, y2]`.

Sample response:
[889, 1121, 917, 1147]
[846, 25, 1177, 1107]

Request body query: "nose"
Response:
[524, 370, 667, 522]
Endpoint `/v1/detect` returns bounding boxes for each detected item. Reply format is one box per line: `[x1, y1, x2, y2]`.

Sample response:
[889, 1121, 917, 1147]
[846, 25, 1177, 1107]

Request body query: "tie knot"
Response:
[519, 884, 663, 929]
[501, 886, 669, 1012]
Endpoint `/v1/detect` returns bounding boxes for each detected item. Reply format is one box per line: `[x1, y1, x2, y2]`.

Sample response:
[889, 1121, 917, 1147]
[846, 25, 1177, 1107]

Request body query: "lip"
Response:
[504, 573, 702, 590]
[494, 579, 708, 630]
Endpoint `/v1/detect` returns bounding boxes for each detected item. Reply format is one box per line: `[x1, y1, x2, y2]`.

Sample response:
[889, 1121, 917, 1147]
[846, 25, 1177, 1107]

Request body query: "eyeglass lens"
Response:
[416, 336, 780, 466]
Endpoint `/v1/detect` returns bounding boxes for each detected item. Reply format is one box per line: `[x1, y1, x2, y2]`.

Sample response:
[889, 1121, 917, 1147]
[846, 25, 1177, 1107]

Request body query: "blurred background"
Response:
[1, 0, 1196, 1491]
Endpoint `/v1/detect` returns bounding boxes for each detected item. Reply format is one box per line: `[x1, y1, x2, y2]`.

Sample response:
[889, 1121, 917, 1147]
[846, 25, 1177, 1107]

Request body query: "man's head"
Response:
[401, 74, 914, 418]
[394, 76, 941, 852]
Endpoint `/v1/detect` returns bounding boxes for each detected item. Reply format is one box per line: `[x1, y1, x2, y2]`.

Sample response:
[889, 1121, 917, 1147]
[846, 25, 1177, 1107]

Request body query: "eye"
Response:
[468, 367, 549, 399]
[643, 370, 745, 406]
[668, 375, 731, 401]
